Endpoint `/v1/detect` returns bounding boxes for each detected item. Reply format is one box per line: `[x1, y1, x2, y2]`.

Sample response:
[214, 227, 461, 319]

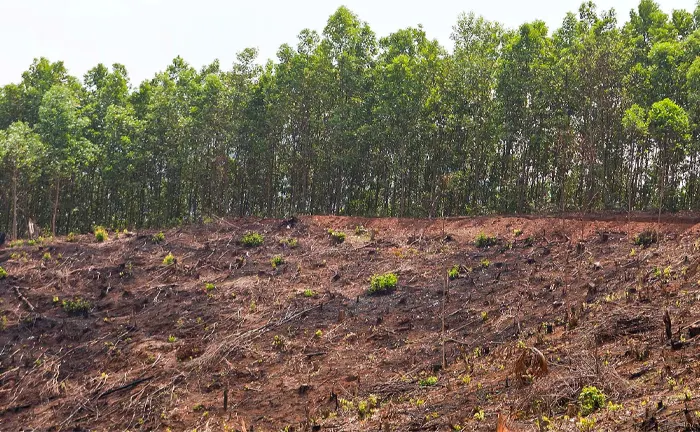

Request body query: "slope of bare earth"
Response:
[0, 215, 699, 432]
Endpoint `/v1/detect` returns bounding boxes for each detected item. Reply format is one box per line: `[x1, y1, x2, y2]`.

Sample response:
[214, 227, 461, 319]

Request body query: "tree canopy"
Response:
[2, 1, 700, 235]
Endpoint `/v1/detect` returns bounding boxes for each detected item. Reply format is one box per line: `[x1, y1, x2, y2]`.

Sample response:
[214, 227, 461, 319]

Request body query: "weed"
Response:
[67, 232, 78, 242]
[630, 248, 636, 257]
[167, 335, 177, 343]
[579, 386, 606, 416]
[152, 232, 165, 243]
[419, 376, 438, 387]
[475, 233, 497, 248]
[315, 329, 323, 338]
[513, 228, 523, 237]
[302, 288, 316, 297]
[94, 226, 108, 242]
[473, 408, 485, 421]
[192, 403, 205, 412]
[279, 238, 298, 248]
[355, 225, 368, 236]
[241, 232, 264, 247]
[368, 273, 398, 295]
[577, 416, 596, 431]
[27, 239, 36, 246]
[607, 401, 623, 411]
[42, 252, 51, 261]
[0, 267, 7, 279]
[481, 311, 488, 322]
[634, 230, 658, 248]
[481, 259, 490, 268]
[270, 255, 284, 268]
[62, 298, 92, 315]
[448, 265, 460, 280]
[272, 335, 285, 348]
[328, 229, 346, 244]
[205, 283, 216, 292]
[163, 253, 175, 266]
[9, 240, 24, 248]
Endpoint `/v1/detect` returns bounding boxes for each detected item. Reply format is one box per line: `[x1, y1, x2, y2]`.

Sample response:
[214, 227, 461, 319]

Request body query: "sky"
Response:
[0, 0, 697, 87]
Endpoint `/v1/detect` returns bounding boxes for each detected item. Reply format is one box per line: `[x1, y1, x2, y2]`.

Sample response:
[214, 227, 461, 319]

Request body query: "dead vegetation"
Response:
[0, 214, 699, 431]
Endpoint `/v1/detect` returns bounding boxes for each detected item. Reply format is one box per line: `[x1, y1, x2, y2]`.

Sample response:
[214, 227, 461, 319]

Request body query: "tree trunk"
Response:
[12, 168, 18, 241]
[52, 177, 61, 236]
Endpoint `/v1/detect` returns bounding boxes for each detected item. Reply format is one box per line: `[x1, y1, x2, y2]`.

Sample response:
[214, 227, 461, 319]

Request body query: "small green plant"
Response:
[167, 335, 177, 343]
[204, 283, 216, 292]
[481, 311, 488, 322]
[419, 376, 438, 387]
[67, 232, 78, 242]
[152, 232, 165, 244]
[42, 252, 51, 261]
[272, 335, 285, 348]
[448, 265, 460, 280]
[634, 230, 658, 248]
[475, 232, 497, 248]
[368, 272, 398, 295]
[94, 226, 108, 242]
[27, 239, 36, 246]
[280, 237, 298, 248]
[303, 288, 316, 297]
[163, 253, 176, 266]
[473, 408, 485, 421]
[481, 259, 490, 268]
[513, 228, 523, 237]
[270, 255, 284, 268]
[315, 329, 323, 338]
[9, 239, 24, 248]
[577, 416, 596, 431]
[579, 386, 606, 416]
[0, 267, 7, 280]
[328, 229, 346, 244]
[62, 298, 92, 315]
[241, 232, 264, 247]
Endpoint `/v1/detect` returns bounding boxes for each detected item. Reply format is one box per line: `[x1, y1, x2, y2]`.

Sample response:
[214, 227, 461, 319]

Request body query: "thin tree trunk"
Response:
[12, 168, 18, 241]
[52, 177, 61, 236]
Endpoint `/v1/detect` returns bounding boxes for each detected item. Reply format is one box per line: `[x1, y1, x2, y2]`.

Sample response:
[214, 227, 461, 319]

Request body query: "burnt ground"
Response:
[0, 214, 699, 431]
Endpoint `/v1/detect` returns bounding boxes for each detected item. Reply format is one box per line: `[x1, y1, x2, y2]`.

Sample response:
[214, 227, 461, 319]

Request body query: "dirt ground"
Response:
[0, 214, 699, 431]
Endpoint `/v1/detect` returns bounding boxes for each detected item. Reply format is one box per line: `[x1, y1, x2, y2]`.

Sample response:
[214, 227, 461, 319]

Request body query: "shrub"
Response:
[163, 253, 176, 266]
[167, 335, 177, 343]
[0, 267, 7, 279]
[9, 240, 24, 248]
[67, 232, 78, 242]
[328, 229, 346, 244]
[513, 228, 523, 237]
[152, 232, 165, 244]
[94, 227, 108, 242]
[303, 288, 316, 297]
[241, 232, 264, 247]
[270, 255, 284, 268]
[419, 376, 438, 387]
[448, 265, 460, 280]
[42, 252, 51, 261]
[475, 232, 497, 248]
[368, 273, 398, 294]
[280, 238, 298, 248]
[204, 283, 215, 292]
[62, 298, 91, 315]
[634, 230, 658, 248]
[579, 386, 606, 416]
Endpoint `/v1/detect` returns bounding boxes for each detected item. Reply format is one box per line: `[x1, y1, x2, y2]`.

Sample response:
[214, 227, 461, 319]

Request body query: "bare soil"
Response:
[1, 214, 699, 431]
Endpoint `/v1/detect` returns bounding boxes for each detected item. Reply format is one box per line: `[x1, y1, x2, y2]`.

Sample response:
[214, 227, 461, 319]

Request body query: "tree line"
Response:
[1, 1, 700, 238]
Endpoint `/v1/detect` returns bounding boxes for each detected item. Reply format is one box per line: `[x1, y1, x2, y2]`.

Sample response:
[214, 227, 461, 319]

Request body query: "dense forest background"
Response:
[1, 1, 700, 238]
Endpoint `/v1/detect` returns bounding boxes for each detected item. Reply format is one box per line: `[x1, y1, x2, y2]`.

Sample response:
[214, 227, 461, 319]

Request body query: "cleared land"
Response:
[1, 215, 699, 431]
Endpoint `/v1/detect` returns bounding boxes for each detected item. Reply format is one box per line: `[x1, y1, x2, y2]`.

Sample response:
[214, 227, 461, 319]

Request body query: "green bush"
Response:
[163, 253, 176, 266]
[475, 232, 497, 248]
[368, 273, 398, 294]
[0, 267, 7, 279]
[448, 265, 460, 280]
[94, 227, 108, 242]
[419, 376, 438, 387]
[62, 298, 92, 315]
[152, 232, 165, 244]
[579, 386, 606, 416]
[241, 232, 264, 247]
[270, 255, 284, 268]
[66, 232, 78, 242]
[204, 283, 216, 292]
[328, 229, 346, 244]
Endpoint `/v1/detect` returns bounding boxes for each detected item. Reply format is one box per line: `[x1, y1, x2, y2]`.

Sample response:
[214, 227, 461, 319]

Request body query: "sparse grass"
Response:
[279, 237, 298, 248]
[368, 272, 398, 295]
[94, 226, 108, 242]
[62, 298, 92, 315]
[0, 267, 7, 279]
[475, 232, 497, 248]
[241, 232, 264, 247]
[328, 229, 346, 244]
[152, 232, 165, 244]
[163, 253, 176, 266]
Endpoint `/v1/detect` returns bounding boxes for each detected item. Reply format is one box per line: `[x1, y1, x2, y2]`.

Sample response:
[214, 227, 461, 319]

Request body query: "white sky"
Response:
[0, 0, 697, 86]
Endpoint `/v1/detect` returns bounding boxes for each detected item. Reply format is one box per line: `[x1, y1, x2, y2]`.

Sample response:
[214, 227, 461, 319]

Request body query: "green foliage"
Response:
[42, 252, 51, 261]
[152, 232, 165, 243]
[241, 232, 264, 247]
[368, 272, 398, 294]
[66, 232, 77, 242]
[475, 233, 497, 248]
[270, 255, 284, 268]
[303, 288, 316, 297]
[328, 229, 346, 244]
[204, 283, 215, 292]
[419, 376, 438, 387]
[0, 267, 7, 279]
[163, 253, 176, 266]
[94, 227, 108, 242]
[279, 237, 298, 248]
[578, 386, 606, 416]
[634, 230, 658, 247]
[62, 297, 91, 315]
[448, 265, 460, 280]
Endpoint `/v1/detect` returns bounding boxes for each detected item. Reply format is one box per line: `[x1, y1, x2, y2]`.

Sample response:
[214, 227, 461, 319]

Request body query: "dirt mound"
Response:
[1, 215, 699, 431]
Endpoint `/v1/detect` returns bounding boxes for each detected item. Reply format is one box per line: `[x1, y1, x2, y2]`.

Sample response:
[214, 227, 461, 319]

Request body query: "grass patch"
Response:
[241, 232, 264, 247]
[368, 273, 398, 295]
[94, 227, 108, 243]
[328, 229, 346, 244]
[62, 298, 91, 315]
